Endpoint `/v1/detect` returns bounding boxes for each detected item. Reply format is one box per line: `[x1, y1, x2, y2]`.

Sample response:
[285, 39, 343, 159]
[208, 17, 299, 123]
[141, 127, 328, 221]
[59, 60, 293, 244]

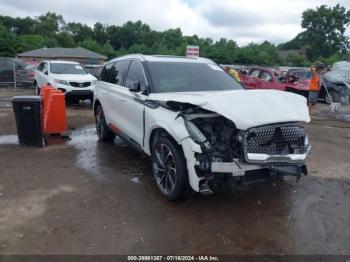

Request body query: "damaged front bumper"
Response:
[197, 159, 308, 194]
[210, 159, 308, 178]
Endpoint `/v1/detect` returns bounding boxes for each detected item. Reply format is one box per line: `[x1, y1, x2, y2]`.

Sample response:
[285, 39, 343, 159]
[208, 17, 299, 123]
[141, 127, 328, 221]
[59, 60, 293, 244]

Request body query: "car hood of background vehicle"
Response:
[147, 89, 310, 130]
[51, 74, 97, 82]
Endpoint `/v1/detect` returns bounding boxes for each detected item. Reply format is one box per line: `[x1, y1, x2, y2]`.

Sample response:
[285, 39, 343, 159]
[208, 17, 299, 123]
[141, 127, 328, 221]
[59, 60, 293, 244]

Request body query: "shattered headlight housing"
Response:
[184, 119, 211, 149]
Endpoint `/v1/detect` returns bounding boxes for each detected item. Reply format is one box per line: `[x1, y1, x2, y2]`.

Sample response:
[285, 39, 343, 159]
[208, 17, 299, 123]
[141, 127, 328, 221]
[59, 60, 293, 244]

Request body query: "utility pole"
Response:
[13, 60, 17, 89]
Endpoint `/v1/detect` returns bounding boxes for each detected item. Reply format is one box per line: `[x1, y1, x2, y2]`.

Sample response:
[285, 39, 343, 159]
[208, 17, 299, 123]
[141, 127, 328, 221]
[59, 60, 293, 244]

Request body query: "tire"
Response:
[71, 97, 80, 105]
[151, 136, 192, 201]
[34, 81, 40, 95]
[94, 104, 115, 142]
[326, 91, 340, 104]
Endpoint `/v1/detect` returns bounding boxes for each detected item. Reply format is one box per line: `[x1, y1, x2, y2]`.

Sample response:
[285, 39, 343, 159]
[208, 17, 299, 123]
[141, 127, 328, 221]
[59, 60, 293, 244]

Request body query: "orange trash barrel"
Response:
[43, 89, 67, 135]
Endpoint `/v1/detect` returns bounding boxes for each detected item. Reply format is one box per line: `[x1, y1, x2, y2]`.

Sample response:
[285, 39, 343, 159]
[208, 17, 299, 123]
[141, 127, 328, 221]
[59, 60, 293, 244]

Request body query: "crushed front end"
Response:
[182, 112, 310, 194]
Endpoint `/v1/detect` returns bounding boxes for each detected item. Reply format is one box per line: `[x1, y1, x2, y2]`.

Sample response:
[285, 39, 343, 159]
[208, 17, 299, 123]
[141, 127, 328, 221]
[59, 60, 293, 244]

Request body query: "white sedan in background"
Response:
[34, 60, 97, 102]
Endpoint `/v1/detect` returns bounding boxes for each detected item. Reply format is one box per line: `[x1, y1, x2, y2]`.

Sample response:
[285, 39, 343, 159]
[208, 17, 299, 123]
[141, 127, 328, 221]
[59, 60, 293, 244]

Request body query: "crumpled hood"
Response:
[147, 89, 310, 130]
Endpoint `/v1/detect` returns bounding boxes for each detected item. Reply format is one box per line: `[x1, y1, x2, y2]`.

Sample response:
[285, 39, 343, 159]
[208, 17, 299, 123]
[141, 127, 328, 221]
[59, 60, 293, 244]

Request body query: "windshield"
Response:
[50, 63, 88, 74]
[333, 64, 350, 71]
[324, 72, 346, 82]
[148, 62, 243, 93]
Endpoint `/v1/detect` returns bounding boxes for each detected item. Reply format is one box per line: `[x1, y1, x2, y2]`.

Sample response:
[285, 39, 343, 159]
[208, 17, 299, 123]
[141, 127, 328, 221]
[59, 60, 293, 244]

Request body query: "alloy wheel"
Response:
[95, 107, 103, 138]
[152, 143, 177, 195]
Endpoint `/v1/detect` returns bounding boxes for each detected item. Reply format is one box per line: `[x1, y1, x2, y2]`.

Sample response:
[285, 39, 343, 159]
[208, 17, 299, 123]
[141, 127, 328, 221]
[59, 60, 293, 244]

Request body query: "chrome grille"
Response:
[244, 125, 307, 155]
[69, 82, 91, 87]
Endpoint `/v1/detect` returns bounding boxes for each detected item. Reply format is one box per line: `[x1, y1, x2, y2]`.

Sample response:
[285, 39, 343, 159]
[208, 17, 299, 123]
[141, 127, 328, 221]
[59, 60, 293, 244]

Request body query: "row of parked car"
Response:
[236, 63, 350, 104]
[2, 57, 350, 105]
[0, 57, 102, 89]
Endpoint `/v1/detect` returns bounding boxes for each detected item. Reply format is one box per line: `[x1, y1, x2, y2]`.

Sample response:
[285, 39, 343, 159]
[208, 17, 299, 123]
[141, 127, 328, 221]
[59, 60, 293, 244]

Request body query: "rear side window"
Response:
[37, 63, 44, 71]
[260, 71, 272, 81]
[250, 69, 260, 77]
[42, 63, 48, 73]
[110, 60, 131, 86]
[100, 63, 114, 82]
[125, 61, 146, 90]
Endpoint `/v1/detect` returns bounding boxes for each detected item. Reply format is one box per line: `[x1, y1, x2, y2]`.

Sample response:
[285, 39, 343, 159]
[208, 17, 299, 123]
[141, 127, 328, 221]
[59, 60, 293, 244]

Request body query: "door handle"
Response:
[101, 90, 107, 94]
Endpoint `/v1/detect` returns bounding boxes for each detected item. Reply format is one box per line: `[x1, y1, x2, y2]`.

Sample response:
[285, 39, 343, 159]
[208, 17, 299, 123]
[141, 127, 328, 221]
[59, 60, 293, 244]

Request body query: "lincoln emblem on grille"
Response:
[271, 127, 286, 153]
[79, 83, 84, 87]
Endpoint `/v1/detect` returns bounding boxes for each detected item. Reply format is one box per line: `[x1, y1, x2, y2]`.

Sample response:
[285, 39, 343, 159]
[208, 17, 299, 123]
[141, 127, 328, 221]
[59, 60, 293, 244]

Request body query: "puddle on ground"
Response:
[68, 125, 150, 184]
[45, 135, 70, 146]
[0, 135, 18, 145]
[130, 176, 141, 184]
[0, 100, 12, 108]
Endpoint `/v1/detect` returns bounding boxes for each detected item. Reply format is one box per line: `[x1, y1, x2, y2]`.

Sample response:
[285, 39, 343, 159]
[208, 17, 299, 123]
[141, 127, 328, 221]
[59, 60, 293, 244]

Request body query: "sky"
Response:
[0, 0, 349, 46]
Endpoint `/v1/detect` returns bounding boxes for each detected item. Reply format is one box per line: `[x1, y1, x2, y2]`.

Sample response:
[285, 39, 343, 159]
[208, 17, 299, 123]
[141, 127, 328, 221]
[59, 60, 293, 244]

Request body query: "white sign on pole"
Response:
[186, 45, 199, 58]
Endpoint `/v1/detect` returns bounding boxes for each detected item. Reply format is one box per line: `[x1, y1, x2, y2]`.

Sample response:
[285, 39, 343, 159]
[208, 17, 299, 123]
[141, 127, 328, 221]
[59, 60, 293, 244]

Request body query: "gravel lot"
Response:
[0, 89, 349, 255]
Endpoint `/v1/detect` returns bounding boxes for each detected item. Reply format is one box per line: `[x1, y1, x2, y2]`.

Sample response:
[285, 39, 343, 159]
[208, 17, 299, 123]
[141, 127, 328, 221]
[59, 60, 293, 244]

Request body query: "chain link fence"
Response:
[0, 58, 35, 89]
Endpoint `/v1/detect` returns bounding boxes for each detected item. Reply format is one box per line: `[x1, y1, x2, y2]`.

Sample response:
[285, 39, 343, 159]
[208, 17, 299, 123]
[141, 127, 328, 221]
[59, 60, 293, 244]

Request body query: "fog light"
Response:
[236, 134, 243, 142]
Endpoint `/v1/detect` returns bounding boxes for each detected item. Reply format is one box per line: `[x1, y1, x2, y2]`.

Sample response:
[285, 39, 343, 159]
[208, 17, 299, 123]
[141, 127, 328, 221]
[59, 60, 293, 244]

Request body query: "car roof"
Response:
[109, 54, 214, 64]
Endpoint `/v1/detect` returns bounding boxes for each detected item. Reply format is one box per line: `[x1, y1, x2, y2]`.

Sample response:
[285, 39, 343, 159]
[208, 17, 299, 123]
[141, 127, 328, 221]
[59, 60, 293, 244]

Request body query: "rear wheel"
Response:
[94, 104, 115, 142]
[151, 136, 192, 201]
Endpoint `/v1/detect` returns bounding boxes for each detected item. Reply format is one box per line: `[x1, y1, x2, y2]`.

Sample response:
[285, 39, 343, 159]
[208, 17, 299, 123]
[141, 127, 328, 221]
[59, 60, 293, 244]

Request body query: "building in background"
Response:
[17, 47, 106, 65]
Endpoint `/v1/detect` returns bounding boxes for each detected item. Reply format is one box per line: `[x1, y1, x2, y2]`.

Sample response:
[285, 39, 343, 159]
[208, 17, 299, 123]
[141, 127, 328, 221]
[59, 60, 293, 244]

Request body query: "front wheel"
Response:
[94, 104, 115, 142]
[151, 136, 192, 201]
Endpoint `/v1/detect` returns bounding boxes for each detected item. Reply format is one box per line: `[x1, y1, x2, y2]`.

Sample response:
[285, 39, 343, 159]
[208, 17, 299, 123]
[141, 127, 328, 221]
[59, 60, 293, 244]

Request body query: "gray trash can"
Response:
[12, 96, 43, 147]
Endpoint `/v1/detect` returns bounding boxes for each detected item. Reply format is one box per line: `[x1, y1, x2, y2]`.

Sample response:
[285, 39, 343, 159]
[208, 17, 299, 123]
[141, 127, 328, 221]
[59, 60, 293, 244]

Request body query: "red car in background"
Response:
[239, 67, 310, 97]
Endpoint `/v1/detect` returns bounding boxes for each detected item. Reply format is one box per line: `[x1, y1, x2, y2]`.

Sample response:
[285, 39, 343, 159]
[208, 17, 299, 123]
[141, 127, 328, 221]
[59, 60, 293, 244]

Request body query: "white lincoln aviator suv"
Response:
[94, 55, 311, 200]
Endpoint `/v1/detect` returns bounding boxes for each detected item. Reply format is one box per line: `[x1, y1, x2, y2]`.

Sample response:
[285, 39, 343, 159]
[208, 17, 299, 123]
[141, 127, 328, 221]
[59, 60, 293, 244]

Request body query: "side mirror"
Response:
[129, 81, 141, 93]
[44, 70, 48, 75]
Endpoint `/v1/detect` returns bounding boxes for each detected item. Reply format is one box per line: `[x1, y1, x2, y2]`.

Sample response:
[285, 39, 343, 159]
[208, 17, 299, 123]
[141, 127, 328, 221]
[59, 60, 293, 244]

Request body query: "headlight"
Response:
[54, 79, 70, 86]
[304, 134, 309, 146]
[184, 119, 210, 149]
[91, 80, 97, 85]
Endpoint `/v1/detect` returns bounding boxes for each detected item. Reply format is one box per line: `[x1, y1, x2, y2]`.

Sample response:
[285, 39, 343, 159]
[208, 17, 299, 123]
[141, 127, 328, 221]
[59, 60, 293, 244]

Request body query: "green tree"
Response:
[56, 31, 76, 47]
[101, 42, 116, 59]
[93, 22, 108, 44]
[285, 53, 309, 67]
[17, 35, 45, 52]
[32, 12, 65, 36]
[0, 16, 36, 35]
[66, 22, 93, 43]
[302, 4, 350, 60]
[79, 39, 102, 53]
[160, 28, 183, 50]
[0, 24, 20, 56]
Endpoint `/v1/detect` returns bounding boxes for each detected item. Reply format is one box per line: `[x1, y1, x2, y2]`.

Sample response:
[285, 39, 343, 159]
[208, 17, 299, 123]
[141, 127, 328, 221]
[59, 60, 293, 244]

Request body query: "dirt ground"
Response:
[0, 89, 349, 255]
